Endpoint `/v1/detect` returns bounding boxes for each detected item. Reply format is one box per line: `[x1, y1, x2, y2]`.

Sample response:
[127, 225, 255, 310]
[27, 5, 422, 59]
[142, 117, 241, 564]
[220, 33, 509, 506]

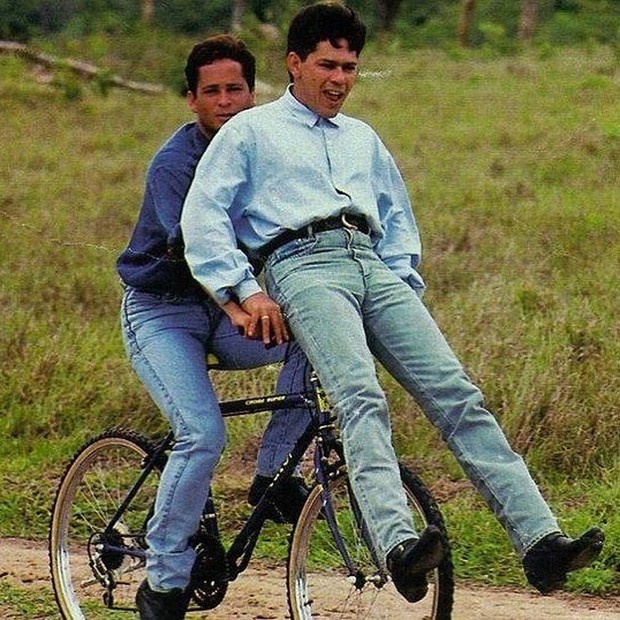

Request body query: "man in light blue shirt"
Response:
[181, 54, 424, 314]
[117, 36, 311, 620]
[182, 2, 604, 604]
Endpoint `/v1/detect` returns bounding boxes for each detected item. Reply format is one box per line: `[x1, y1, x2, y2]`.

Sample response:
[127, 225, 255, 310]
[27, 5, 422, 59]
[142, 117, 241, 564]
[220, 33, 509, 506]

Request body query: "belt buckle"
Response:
[340, 212, 359, 230]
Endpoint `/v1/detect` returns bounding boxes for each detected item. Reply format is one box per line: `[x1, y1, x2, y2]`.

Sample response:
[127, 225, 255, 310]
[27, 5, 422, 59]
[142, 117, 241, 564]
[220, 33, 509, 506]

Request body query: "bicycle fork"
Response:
[312, 379, 388, 591]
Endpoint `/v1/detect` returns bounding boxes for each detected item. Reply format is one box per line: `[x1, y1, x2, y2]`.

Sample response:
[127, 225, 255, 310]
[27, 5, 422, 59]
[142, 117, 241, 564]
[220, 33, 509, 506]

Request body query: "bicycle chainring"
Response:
[189, 532, 229, 610]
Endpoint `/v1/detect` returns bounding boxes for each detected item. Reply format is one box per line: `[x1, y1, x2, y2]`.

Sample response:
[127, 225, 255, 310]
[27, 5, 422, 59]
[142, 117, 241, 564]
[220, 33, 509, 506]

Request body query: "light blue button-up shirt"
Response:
[182, 87, 424, 304]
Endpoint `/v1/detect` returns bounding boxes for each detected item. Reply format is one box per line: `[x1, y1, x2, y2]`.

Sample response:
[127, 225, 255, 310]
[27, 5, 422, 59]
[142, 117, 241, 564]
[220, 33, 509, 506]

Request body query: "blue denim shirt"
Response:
[181, 87, 424, 305]
[117, 122, 210, 296]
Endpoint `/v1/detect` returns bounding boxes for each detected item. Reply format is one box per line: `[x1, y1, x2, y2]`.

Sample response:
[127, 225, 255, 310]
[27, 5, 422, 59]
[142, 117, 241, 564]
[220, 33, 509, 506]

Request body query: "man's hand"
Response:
[221, 300, 253, 335]
[240, 292, 289, 345]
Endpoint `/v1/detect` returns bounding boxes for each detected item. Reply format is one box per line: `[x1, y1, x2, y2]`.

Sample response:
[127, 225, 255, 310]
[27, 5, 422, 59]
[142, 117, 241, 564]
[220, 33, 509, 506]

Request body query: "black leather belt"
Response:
[258, 212, 369, 259]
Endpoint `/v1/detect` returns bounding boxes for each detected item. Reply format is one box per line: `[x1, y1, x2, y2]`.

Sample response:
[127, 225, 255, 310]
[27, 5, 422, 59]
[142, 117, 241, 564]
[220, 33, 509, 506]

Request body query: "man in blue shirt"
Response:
[181, 3, 604, 607]
[117, 35, 310, 620]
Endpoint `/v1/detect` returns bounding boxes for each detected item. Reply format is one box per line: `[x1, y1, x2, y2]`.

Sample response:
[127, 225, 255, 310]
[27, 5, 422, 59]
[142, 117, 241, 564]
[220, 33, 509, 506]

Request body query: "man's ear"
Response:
[286, 52, 302, 80]
[186, 89, 197, 113]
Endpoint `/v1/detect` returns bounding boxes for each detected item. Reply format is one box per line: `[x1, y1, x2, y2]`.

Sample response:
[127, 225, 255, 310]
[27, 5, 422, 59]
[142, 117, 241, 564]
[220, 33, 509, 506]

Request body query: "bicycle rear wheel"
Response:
[49, 428, 162, 619]
[287, 463, 454, 619]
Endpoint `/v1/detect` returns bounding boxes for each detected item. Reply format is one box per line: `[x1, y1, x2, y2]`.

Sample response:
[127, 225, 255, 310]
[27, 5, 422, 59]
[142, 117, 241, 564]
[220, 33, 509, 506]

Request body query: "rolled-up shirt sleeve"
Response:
[181, 124, 261, 305]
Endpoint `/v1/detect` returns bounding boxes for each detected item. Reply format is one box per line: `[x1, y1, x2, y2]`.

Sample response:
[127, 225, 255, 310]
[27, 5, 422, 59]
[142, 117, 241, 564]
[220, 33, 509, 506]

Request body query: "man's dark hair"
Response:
[185, 34, 256, 94]
[286, 2, 367, 60]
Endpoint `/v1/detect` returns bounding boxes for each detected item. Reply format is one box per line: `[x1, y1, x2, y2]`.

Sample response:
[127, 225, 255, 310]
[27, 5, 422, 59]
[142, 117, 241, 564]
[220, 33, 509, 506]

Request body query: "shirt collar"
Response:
[192, 122, 212, 148]
[282, 85, 341, 128]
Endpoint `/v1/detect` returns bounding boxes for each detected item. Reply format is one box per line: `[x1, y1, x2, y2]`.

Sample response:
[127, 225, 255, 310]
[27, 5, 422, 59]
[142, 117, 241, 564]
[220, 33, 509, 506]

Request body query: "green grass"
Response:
[0, 35, 619, 610]
[0, 581, 58, 619]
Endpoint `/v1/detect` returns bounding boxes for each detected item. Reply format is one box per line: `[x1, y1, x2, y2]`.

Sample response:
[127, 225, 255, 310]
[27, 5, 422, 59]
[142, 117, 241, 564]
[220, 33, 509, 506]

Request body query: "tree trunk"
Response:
[231, 0, 246, 32]
[518, 0, 538, 44]
[0, 40, 164, 94]
[376, 0, 403, 32]
[458, 0, 476, 47]
[141, 0, 154, 23]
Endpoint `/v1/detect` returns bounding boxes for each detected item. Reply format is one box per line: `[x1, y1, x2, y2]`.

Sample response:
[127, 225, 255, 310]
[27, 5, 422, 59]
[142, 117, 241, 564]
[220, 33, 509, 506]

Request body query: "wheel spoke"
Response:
[49, 430, 160, 619]
[287, 465, 454, 619]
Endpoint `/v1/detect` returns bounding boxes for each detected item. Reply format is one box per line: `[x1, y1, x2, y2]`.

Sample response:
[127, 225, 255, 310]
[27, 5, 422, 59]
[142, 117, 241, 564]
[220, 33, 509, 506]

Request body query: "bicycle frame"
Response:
[97, 370, 360, 590]
[51, 368, 455, 619]
[205, 371, 354, 581]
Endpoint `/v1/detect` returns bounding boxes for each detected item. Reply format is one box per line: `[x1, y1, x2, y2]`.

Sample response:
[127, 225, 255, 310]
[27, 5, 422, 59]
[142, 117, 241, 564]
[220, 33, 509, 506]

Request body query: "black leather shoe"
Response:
[135, 579, 190, 620]
[523, 527, 605, 594]
[386, 525, 445, 603]
[248, 474, 310, 524]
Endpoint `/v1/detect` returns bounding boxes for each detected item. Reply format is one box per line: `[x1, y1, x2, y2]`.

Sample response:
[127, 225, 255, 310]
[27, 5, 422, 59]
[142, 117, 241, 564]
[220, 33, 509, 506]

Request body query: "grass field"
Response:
[1, 37, 619, 605]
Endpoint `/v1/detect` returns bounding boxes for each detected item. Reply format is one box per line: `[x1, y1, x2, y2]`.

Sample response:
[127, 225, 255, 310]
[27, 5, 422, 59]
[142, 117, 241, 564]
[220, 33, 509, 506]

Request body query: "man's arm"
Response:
[181, 123, 288, 344]
[182, 123, 259, 301]
[374, 147, 426, 295]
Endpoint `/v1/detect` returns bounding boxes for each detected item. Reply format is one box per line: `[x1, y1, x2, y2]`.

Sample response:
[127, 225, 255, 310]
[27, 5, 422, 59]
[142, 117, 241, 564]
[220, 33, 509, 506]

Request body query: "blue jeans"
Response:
[120, 287, 310, 590]
[265, 228, 560, 560]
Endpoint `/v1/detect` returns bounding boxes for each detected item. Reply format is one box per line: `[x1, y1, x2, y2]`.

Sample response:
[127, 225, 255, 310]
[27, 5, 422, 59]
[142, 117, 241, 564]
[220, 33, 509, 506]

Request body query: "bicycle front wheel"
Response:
[49, 428, 162, 619]
[287, 463, 454, 619]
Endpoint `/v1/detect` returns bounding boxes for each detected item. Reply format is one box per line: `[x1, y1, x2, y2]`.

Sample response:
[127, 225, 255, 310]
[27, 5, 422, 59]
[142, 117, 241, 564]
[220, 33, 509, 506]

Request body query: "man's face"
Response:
[287, 39, 358, 118]
[187, 58, 255, 137]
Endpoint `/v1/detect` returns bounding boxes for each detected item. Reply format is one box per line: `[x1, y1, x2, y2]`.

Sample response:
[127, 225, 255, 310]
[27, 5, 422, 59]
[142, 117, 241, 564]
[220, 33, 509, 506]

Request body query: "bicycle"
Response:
[49, 367, 455, 619]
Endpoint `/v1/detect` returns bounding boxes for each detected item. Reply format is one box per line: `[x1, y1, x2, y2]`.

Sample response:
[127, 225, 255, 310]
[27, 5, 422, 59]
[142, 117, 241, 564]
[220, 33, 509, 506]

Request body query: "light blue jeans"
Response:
[120, 287, 310, 591]
[265, 228, 560, 561]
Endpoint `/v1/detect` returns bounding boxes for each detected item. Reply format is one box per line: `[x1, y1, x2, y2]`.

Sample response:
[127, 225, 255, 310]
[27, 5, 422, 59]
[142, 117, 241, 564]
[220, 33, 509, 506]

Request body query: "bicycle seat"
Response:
[206, 353, 221, 370]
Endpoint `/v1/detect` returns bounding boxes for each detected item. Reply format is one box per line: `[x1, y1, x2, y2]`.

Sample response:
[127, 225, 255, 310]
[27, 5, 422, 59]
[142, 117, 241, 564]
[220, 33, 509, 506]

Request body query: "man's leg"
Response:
[359, 253, 561, 555]
[266, 230, 602, 596]
[357, 243, 603, 589]
[207, 313, 311, 522]
[121, 289, 224, 594]
[208, 315, 311, 477]
[265, 231, 419, 559]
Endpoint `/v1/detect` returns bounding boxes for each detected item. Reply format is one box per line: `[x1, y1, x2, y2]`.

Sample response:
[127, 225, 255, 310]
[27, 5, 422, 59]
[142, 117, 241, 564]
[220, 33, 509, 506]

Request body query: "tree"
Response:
[458, 0, 476, 47]
[232, 0, 246, 32]
[141, 0, 154, 23]
[376, 0, 404, 31]
[518, 0, 538, 43]
[0, 40, 164, 94]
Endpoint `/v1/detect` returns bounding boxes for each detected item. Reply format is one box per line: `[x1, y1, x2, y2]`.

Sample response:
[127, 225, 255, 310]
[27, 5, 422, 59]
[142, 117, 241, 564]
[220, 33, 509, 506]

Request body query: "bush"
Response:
[542, 7, 620, 46]
[0, 0, 42, 40]
[2, 0, 620, 52]
[153, 0, 231, 34]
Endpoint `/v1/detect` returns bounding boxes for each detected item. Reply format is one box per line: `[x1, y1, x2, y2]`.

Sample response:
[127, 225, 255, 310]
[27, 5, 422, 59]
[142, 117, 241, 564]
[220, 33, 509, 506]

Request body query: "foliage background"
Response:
[0, 0, 619, 612]
[1, 0, 620, 48]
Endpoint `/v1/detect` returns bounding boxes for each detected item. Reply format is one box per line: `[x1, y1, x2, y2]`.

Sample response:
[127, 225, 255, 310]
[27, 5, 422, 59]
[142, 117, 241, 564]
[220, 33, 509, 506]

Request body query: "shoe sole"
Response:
[566, 529, 605, 572]
[391, 527, 445, 603]
[533, 529, 605, 594]
[406, 531, 445, 575]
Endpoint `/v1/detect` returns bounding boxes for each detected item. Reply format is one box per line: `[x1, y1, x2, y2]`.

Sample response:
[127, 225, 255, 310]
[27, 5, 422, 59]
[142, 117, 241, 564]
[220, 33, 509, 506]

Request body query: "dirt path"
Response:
[2, 538, 619, 619]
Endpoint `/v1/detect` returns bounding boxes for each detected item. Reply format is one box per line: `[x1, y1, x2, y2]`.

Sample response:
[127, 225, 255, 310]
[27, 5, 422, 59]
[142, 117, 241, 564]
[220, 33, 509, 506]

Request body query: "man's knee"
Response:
[174, 418, 226, 460]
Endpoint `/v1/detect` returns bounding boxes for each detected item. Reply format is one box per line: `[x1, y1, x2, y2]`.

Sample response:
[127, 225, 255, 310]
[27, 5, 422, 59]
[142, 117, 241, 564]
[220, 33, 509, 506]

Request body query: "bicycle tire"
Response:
[287, 462, 454, 619]
[49, 428, 162, 619]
